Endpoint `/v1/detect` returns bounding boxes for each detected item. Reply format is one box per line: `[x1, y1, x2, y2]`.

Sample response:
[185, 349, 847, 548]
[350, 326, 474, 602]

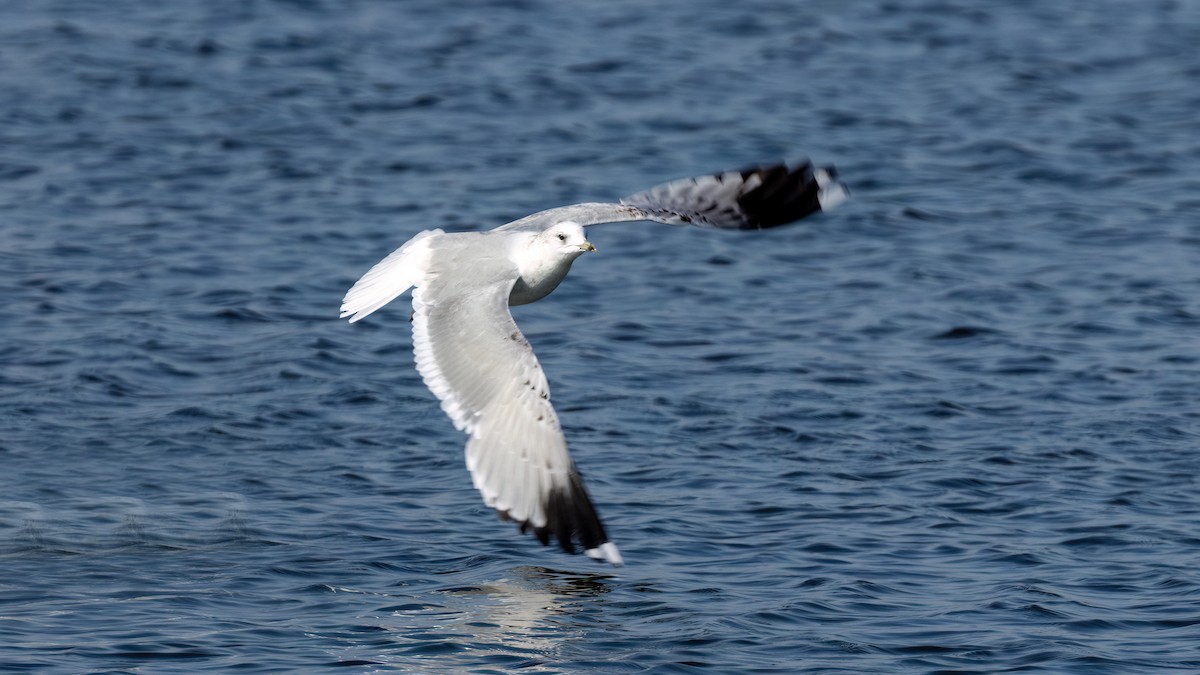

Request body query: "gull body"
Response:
[340, 161, 848, 566]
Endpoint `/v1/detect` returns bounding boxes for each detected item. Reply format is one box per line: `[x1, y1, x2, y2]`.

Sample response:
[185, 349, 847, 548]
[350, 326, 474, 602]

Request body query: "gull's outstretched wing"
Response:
[621, 160, 848, 229]
[495, 160, 848, 233]
[409, 244, 621, 565]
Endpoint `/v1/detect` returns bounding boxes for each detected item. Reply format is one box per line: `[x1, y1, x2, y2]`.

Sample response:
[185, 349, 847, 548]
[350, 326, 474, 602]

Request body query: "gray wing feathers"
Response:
[620, 160, 848, 230]
[621, 169, 756, 228]
[492, 160, 847, 233]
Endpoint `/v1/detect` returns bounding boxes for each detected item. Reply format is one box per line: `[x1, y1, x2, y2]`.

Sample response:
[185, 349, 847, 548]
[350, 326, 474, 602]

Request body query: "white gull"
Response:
[340, 160, 849, 566]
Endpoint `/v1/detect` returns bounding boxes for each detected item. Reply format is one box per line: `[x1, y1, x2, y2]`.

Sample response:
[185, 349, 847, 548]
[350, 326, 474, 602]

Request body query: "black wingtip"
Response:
[541, 466, 609, 553]
[502, 465, 615, 562]
[734, 160, 847, 230]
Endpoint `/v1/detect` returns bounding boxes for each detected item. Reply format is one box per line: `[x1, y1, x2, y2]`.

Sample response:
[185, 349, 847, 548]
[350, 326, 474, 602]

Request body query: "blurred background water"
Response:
[1, 0, 1199, 672]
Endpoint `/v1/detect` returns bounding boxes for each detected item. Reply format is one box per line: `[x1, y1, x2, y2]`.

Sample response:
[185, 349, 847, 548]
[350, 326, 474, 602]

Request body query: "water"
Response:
[2, 0, 1198, 671]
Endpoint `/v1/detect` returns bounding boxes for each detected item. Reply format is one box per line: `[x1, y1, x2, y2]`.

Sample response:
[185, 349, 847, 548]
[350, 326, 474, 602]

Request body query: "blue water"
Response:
[2, 0, 1199, 672]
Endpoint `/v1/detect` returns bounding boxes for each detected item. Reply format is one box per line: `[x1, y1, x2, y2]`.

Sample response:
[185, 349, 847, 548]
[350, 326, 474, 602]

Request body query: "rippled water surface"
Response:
[3, 0, 1199, 672]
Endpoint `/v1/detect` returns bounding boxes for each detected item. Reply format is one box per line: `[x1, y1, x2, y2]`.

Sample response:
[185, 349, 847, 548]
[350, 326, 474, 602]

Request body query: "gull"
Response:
[340, 161, 848, 566]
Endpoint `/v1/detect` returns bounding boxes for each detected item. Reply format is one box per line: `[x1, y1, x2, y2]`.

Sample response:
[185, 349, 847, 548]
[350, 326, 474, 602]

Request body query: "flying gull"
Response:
[340, 161, 849, 566]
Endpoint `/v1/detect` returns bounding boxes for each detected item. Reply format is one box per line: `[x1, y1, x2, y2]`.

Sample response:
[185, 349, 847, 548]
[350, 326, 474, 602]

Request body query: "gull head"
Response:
[510, 221, 595, 306]
[541, 221, 596, 257]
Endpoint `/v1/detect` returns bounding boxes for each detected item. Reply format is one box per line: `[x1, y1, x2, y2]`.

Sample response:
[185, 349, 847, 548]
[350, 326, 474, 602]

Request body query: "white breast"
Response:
[509, 255, 576, 306]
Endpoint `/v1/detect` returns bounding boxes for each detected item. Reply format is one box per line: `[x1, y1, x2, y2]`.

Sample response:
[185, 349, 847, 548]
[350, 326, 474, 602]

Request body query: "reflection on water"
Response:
[375, 567, 615, 670]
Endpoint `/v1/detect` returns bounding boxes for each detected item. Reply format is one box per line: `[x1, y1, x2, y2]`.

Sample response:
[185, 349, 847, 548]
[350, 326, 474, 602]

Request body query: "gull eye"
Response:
[557, 233, 566, 241]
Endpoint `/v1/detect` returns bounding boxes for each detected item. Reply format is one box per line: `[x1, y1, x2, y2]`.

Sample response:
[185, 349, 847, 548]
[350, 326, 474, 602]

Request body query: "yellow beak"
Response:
[579, 241, 597, 252]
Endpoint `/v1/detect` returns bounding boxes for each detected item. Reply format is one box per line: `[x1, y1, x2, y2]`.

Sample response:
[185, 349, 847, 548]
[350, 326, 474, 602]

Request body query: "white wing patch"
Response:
[814, 167, 849, 211]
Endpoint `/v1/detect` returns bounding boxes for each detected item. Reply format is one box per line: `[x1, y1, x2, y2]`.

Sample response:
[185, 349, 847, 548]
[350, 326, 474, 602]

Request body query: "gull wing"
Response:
[410, 262, 621, 565]
[494, 160, 848, 233]
[621, 160, 848, 229]
[340, 228, 443, 323]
